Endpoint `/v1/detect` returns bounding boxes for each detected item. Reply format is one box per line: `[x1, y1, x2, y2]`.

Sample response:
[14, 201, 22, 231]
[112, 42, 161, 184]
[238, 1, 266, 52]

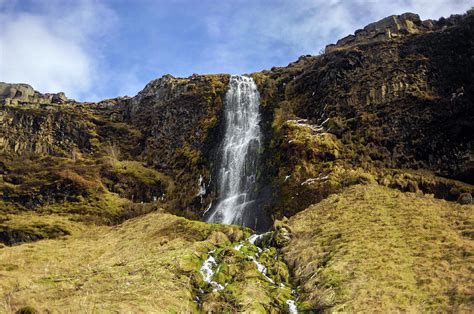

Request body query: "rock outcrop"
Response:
[122, 74, 229, 217]
[325, 10, 474, 53]
[0, 82, 70, 106]
[0, 84, 91, 155]
[0, 74, 228, 221]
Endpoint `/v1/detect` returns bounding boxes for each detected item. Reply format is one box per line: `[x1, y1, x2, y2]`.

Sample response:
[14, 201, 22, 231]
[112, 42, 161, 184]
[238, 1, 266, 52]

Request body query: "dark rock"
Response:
[457, 193, 473, 204]
[255, 10, 474, 218]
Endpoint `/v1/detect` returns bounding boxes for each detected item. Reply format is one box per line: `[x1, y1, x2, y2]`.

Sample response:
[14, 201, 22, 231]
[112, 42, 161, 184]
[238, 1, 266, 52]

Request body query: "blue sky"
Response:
[0, 0, 472, 101]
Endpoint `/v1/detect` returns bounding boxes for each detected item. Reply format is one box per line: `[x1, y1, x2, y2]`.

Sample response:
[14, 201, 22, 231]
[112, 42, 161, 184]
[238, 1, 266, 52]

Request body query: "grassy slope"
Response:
[0, 212, 242, 312]
[284, 184, 473, 312]
[0, 210, 298, 313]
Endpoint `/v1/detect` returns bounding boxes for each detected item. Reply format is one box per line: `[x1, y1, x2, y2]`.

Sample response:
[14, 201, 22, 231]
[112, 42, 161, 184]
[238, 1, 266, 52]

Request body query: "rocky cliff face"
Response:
[0, 83, 68, 106]
[253, 10, 474, 217]
[0, 75, 228, 222]
[0, 11, 473, 223]
[0, 83, 91, 155]
[325, 11, 471, 53]
[122, 74, 229, 217]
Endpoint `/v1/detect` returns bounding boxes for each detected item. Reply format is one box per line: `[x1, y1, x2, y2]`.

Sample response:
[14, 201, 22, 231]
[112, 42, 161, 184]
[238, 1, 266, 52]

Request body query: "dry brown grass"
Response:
[0, 212, 243, 313]
[0, 210, 301, 313]
[56, 168, 102, 191]
[284, 184, 474, 312]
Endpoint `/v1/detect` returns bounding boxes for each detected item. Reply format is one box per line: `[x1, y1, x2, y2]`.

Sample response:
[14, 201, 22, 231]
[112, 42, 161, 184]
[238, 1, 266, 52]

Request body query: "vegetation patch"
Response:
[194, 231, 298, 313]
[0, 214, 82, 246]
[0, 211, 298, 312]
[0, 224, 69, 246]
[284, 183, 474, 312]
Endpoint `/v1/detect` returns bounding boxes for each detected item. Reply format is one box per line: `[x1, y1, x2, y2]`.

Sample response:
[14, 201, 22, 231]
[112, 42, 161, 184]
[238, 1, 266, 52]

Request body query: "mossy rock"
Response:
[0, 223, 70, 246]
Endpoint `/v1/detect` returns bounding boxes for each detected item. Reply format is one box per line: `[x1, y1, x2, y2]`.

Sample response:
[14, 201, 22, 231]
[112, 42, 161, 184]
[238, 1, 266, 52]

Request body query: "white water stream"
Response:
[199, 251, 224, 292]
[235, 234, 299, 313]
[200, 233, 298, 312]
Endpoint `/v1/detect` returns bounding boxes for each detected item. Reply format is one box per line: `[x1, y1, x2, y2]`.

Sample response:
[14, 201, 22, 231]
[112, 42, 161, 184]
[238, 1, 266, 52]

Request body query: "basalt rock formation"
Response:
[0, 83, 68, 106]
[0, 75, 228, 222]
[324, 12, 468, 53]
[254, 9, 474, 218]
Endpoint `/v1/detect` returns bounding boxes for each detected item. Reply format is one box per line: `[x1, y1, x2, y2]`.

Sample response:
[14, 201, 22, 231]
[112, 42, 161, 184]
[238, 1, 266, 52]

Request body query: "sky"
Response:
[0, 0, 472, 101]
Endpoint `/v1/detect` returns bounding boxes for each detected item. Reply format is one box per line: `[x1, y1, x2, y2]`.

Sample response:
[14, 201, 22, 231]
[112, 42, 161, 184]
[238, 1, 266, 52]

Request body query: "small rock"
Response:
[208, 231, 229, 245]
[52, 92, 67, 103]
[457, 193, 472, 205]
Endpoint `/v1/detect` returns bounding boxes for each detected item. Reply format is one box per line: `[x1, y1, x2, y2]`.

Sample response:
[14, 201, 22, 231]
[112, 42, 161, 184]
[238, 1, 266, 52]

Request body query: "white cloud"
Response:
[0, 0, 117, 101]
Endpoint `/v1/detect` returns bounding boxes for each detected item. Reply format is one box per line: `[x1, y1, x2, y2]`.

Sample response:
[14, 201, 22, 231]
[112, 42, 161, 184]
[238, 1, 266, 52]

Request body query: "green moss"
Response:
[193, 229, 299, 312]
[112, 160, 173, 189]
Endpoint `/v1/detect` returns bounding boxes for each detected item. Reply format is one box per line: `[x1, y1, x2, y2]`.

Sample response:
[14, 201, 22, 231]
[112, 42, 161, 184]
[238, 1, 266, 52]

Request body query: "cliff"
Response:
[254, 9, 474, 218]
[1, 11, 472, 221]
[324, 11, 472, 53]
[0, 74, 228, 223]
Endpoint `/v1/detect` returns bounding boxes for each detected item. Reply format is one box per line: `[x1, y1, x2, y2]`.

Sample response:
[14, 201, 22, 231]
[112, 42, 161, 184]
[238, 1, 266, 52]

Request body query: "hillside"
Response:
[0, 10, 473, 313]
[284, 184, 473, 312]
[1, 212, 293, 312]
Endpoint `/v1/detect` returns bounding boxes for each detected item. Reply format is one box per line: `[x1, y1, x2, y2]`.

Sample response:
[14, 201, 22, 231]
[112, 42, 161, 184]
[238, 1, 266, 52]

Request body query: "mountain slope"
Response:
[283, 184, 473, 312]
[0, 211, 303, 313]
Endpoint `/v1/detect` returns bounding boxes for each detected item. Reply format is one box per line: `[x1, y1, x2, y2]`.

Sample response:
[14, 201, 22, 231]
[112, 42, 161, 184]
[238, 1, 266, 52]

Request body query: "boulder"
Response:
[457, 193, 473, 205]
[52, 92, 67, 103]
[0, 82, 35, 103]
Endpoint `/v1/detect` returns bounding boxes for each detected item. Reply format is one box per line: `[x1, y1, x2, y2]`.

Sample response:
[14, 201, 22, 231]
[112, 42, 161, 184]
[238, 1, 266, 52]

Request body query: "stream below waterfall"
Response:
[198, 233, 299, 313]
[199, 76, 295, 311]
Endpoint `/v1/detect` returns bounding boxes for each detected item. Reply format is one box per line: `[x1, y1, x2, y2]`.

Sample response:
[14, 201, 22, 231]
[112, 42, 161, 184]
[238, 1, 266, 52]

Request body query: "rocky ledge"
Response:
[0, 82, 70, 106]
[325, 10, 474, 53]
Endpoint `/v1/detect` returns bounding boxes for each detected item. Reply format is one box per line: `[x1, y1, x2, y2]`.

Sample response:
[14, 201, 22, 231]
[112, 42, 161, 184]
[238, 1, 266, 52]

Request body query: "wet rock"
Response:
[271, 218, 292, 247]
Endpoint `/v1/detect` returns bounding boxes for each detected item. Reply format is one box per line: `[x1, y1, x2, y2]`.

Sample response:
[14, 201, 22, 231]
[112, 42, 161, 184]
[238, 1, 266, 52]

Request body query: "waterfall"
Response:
[206, 75, 263, 228]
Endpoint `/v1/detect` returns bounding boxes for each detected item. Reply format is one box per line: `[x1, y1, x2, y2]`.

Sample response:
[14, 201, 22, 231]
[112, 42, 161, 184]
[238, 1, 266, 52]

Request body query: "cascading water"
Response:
[205, 75, 267, 229]
[201, 77, 294, 309]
